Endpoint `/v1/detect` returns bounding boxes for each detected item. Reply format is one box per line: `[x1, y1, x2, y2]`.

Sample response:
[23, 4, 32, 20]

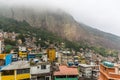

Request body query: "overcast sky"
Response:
[0, 0, 120, 36]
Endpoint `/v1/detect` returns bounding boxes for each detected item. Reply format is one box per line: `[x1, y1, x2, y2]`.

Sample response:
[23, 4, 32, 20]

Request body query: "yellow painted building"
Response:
[18, 51, 27, 58]
[47, 48, 56, 62]
[0, 54, 6, 66]
[0, 61, 30, 80]
[18, 46, 27, 58]
[0, 54, 6, 59]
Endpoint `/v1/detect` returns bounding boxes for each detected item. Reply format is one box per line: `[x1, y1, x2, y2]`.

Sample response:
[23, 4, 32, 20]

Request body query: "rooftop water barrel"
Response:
[102, 61, 114, 68]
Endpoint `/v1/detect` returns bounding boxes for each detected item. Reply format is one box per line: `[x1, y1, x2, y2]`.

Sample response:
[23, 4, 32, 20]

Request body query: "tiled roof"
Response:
[53, 65, 79, 76]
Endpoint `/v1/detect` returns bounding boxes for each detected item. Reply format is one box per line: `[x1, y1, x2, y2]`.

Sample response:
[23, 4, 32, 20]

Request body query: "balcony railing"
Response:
[2, 75, 14, 80]
[16, 73, 30, 79]
[1, 73, 30, 80]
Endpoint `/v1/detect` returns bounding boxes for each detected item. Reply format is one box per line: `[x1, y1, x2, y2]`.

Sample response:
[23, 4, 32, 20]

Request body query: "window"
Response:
[41, 65, 46, 69]
[17, 68, 30, 74]
[37, 66, 39, 69]
[67, 75, 77, 78]
[56, 75, 66, 78]
[119, 68, 120, 71]
[2, 70, 14, 75]
[21, 78, 30, 80]
[22, 51, 27, 53]
[37, 76, 45, 80]
[45, 76, 50, 80]
[0, 59, 5, 66]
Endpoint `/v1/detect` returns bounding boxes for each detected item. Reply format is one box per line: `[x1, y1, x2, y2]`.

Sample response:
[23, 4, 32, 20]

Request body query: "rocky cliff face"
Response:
[0, 6, 84, 41]
[0, 6, 120, 50]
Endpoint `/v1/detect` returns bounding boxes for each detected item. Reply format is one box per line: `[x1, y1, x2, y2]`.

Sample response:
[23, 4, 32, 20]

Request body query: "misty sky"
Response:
[0, 0, 120, 36]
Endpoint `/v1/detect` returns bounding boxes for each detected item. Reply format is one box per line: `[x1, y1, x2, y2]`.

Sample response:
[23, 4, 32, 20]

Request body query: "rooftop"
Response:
[53, 65, 79, 76]
[30, 64, 51, 75]
[1, 61, 30, 70]
[79, 64, 97, 68]
[102, 61, 114, 68]
[100, 64, 120, 80]
[30, 61, 50, 66]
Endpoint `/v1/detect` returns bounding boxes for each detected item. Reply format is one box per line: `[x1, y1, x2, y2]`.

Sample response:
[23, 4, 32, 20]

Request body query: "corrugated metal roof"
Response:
[54, 65, 79, 76]
[1, 61, 30, 70]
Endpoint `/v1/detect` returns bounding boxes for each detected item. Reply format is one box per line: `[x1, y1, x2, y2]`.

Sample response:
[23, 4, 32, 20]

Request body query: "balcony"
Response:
[2, 75, 14, 80]
[99, 64, 120, 79]
[109, 73, 120, 79]
[16, 73, 30, 79]
[1, 73, 30, 80]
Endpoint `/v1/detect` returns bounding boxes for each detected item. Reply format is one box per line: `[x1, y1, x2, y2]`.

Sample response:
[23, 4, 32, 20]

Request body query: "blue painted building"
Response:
[0, 54, 13, 70]
[5, 54, 13, 65]
[27, 54, 36, 60]
[27, 53, 42, 60]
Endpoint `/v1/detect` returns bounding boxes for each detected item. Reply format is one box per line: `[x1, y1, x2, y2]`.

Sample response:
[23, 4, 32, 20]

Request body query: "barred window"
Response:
[2, 70, 14, 75]
[0, 59, 5, 66]
[41, 65, 46, 69]
[17, 68, 30, 74]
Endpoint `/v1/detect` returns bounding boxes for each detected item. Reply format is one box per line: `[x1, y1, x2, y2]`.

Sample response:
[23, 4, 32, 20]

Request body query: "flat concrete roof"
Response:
[79, 64, 98, 68]
[2, 61, 30, 70]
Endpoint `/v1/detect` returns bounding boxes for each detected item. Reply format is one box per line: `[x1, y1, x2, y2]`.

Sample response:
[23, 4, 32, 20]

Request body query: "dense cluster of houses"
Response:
[0, 45, 101, 80]
[0, 30, 119, 80]
[0, 47, 75, 80]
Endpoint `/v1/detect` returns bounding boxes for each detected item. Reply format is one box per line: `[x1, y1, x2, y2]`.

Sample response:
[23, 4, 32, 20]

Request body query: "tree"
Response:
[4, 39, 16, 46]
[5, 45, 13, 53]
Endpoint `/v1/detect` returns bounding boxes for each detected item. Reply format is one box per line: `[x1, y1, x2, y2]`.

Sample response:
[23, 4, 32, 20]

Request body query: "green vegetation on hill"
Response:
[0, 16, 118, 57]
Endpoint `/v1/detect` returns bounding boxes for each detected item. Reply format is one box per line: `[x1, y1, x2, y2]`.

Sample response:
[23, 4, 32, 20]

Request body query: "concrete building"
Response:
[61, 51, 73, 64]
[98, 61, 120, 80]
[11, 52, 18, 61]
[79, 64, 99, 78]
[30, 62, 51, 80]
[47, 48, 56, 62]
[79, 64, 93, 78]
[3, 32, 8, 39]
[18, 46, 27, 58]
[0, 31, 4, 54]
[0, 61, 30, 80]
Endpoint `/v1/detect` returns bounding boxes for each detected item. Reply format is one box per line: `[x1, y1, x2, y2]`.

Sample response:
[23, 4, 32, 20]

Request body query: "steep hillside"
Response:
[0, 6, 120, 50]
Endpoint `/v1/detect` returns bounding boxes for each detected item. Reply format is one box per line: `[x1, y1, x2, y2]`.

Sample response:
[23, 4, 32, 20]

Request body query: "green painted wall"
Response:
[54, 77, 78, 80]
